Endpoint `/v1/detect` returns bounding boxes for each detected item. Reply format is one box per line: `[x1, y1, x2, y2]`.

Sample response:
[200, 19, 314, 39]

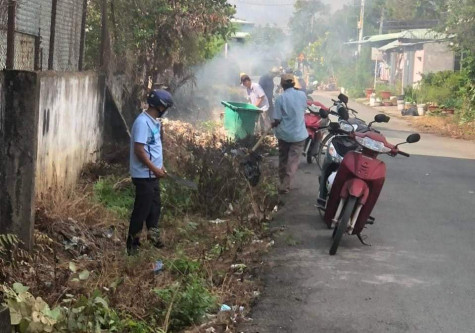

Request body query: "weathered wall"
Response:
[36, 72, 105, 193]
[423, 42, 455, 74]
[413, 49, 425, 84]
[0, 71, 39, 249]
[0, 72, 5, 233]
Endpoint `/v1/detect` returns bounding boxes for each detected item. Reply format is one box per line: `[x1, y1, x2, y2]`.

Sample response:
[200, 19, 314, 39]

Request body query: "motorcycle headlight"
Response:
[328, 142, 343, 163]
[339, 122, 354, 132]
[356, 136, 391, 153]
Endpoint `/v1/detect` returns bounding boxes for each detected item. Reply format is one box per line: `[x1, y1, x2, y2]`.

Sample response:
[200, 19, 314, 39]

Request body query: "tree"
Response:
[438, 0, 475, 54]
[385, 0, 443, 21]
[85, 0, 235, 90]
[289, 0, 327, 53]
[438, 0, 475, 121]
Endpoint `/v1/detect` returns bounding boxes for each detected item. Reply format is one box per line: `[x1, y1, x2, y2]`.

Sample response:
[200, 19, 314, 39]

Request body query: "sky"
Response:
[227, 0, 353, 29]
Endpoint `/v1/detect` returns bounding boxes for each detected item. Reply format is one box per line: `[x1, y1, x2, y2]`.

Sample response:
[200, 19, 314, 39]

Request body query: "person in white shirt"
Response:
[241, 74, 270, 134]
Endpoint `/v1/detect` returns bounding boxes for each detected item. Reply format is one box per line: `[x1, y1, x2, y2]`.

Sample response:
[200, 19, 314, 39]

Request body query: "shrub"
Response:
[93, 177, 135, 219]
[154, 276, 216, 331]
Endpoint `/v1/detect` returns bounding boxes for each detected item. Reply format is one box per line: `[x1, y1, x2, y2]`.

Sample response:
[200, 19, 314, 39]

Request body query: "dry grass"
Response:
[1, 120, 279, 332]
[409, 114, 475, 140]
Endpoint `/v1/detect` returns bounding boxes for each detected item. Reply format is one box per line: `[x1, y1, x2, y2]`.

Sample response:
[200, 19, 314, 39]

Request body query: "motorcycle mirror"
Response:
[374, 114, 390, 123]
[406, 133, 421, 143]
[338, 93, 349, 104]
[319, 109, 329, 118]
[337, 105, 349, 121]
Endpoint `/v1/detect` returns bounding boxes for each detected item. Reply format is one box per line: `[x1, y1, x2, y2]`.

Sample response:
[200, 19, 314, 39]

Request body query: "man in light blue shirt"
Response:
[273, 74, 308, 194]
[127, 89, 173, 255]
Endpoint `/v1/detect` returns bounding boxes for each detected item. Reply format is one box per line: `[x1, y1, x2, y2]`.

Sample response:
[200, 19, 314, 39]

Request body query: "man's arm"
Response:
[272, 96, 283, 127]
[254, 84, 267, 107]
[134, 143, 166, 178]
[254, 96, 263, 107]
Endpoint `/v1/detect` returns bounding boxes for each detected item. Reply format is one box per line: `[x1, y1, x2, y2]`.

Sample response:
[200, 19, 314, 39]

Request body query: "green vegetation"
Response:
[2, 121, 279, 332]
[2, 283, 155, 333]
[154, 255, 217, 332]
[94, 177, 135, 219]
[287, 0, 474, 122]
[85, 0, 235, 93]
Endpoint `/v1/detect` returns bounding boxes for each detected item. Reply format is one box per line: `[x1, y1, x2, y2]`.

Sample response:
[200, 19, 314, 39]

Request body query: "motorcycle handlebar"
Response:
[398, 150, 410, 157]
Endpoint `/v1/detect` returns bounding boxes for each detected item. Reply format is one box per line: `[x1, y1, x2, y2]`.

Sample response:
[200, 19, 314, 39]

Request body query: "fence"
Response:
[0, 0, 84, 71]
[0, 28, 41, 70]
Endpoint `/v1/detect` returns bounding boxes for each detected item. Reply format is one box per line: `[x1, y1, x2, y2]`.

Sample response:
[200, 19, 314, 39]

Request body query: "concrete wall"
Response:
[0, 71, 39, 249]
[0, 70, 105, 247]
[413, 49, 425, 84]
[423, 42, 455, 74]
[36, 72, 105, 193]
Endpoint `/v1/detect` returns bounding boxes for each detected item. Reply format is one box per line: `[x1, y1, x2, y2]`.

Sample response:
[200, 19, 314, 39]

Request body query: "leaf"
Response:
[69, 262, 77, 273]
[78, 270, 90, 280]
[8, 307, 22, 325]
[94, 296, 109, 309]
[12, 283, 29, 294]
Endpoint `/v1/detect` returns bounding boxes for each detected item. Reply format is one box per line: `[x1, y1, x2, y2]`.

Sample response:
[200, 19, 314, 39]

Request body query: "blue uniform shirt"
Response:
[130, 111, 163, 178]
[274, 88, 308, 143]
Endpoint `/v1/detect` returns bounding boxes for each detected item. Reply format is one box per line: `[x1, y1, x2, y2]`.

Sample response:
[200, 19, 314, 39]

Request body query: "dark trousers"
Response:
[278, 139, 305, 191]
[128, 178, 161, 237]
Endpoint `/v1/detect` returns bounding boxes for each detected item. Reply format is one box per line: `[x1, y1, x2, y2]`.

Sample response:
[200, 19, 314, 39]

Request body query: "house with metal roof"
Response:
[350, 29, 455, 90]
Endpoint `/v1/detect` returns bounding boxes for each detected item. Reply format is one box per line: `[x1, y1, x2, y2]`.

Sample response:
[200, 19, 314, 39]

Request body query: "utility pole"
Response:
[6, 0, 16, 69]
[373, 8, 384, 89]
[100, 0, 108, 68]
[78, 0, 88, 71]
[48, 0, 58, 70]
[357, 0, 365, 55]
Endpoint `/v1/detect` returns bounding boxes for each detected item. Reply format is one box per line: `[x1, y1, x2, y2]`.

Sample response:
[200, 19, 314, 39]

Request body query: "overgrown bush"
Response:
[2, 120, 278, 333]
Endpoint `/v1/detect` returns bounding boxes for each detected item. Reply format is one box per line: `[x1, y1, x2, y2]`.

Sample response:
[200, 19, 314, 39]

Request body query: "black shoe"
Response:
[126, 235, 141, 255]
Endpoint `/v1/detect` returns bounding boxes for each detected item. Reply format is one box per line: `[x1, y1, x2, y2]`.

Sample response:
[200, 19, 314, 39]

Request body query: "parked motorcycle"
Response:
[315, 95, 366, 169]
[317, 110, 370, 204]
[320, 113, 421, 255]
[303, 100, 329, 164]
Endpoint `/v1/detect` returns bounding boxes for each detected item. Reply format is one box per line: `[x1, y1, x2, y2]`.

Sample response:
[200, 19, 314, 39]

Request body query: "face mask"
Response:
[158, 108, 168, 118]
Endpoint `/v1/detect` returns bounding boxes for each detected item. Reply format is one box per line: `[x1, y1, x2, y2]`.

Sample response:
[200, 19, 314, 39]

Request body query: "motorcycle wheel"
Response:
[317, 133, 333, 169]
[329, 196, 357, 255]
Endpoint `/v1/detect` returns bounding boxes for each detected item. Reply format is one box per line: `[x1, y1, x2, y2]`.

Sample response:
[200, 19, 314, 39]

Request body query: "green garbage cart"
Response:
[221, 101, 261, 140]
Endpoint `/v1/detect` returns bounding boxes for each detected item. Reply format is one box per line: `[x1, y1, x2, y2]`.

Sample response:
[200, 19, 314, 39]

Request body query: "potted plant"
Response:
[442, 98, 458, 115]
[380, 91, 391, 100]
[415, 88, 428, 116]
[365, 88, 374, 99]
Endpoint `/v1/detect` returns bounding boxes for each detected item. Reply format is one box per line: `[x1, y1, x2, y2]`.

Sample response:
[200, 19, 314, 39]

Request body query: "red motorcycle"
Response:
[323, 114, 420, 255]
[304, 101, 329, 164]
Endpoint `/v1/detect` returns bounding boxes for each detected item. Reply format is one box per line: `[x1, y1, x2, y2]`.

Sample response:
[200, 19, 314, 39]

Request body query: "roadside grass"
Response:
[1, 120, 279, 332]
[410, 114, 475, 140]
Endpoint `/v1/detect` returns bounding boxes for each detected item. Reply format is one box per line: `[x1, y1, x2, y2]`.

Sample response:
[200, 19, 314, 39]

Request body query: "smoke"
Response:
[173, 32, 294, 122]
[227, 0, 352, 28]
[172, 0, 353, 123]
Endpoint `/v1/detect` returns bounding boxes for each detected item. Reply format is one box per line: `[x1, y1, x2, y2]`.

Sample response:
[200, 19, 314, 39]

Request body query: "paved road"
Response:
[239, 92, 475, 333]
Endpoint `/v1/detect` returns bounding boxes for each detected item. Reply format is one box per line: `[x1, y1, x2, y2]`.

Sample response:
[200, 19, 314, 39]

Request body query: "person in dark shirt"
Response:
[259, 67, 280, 119]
